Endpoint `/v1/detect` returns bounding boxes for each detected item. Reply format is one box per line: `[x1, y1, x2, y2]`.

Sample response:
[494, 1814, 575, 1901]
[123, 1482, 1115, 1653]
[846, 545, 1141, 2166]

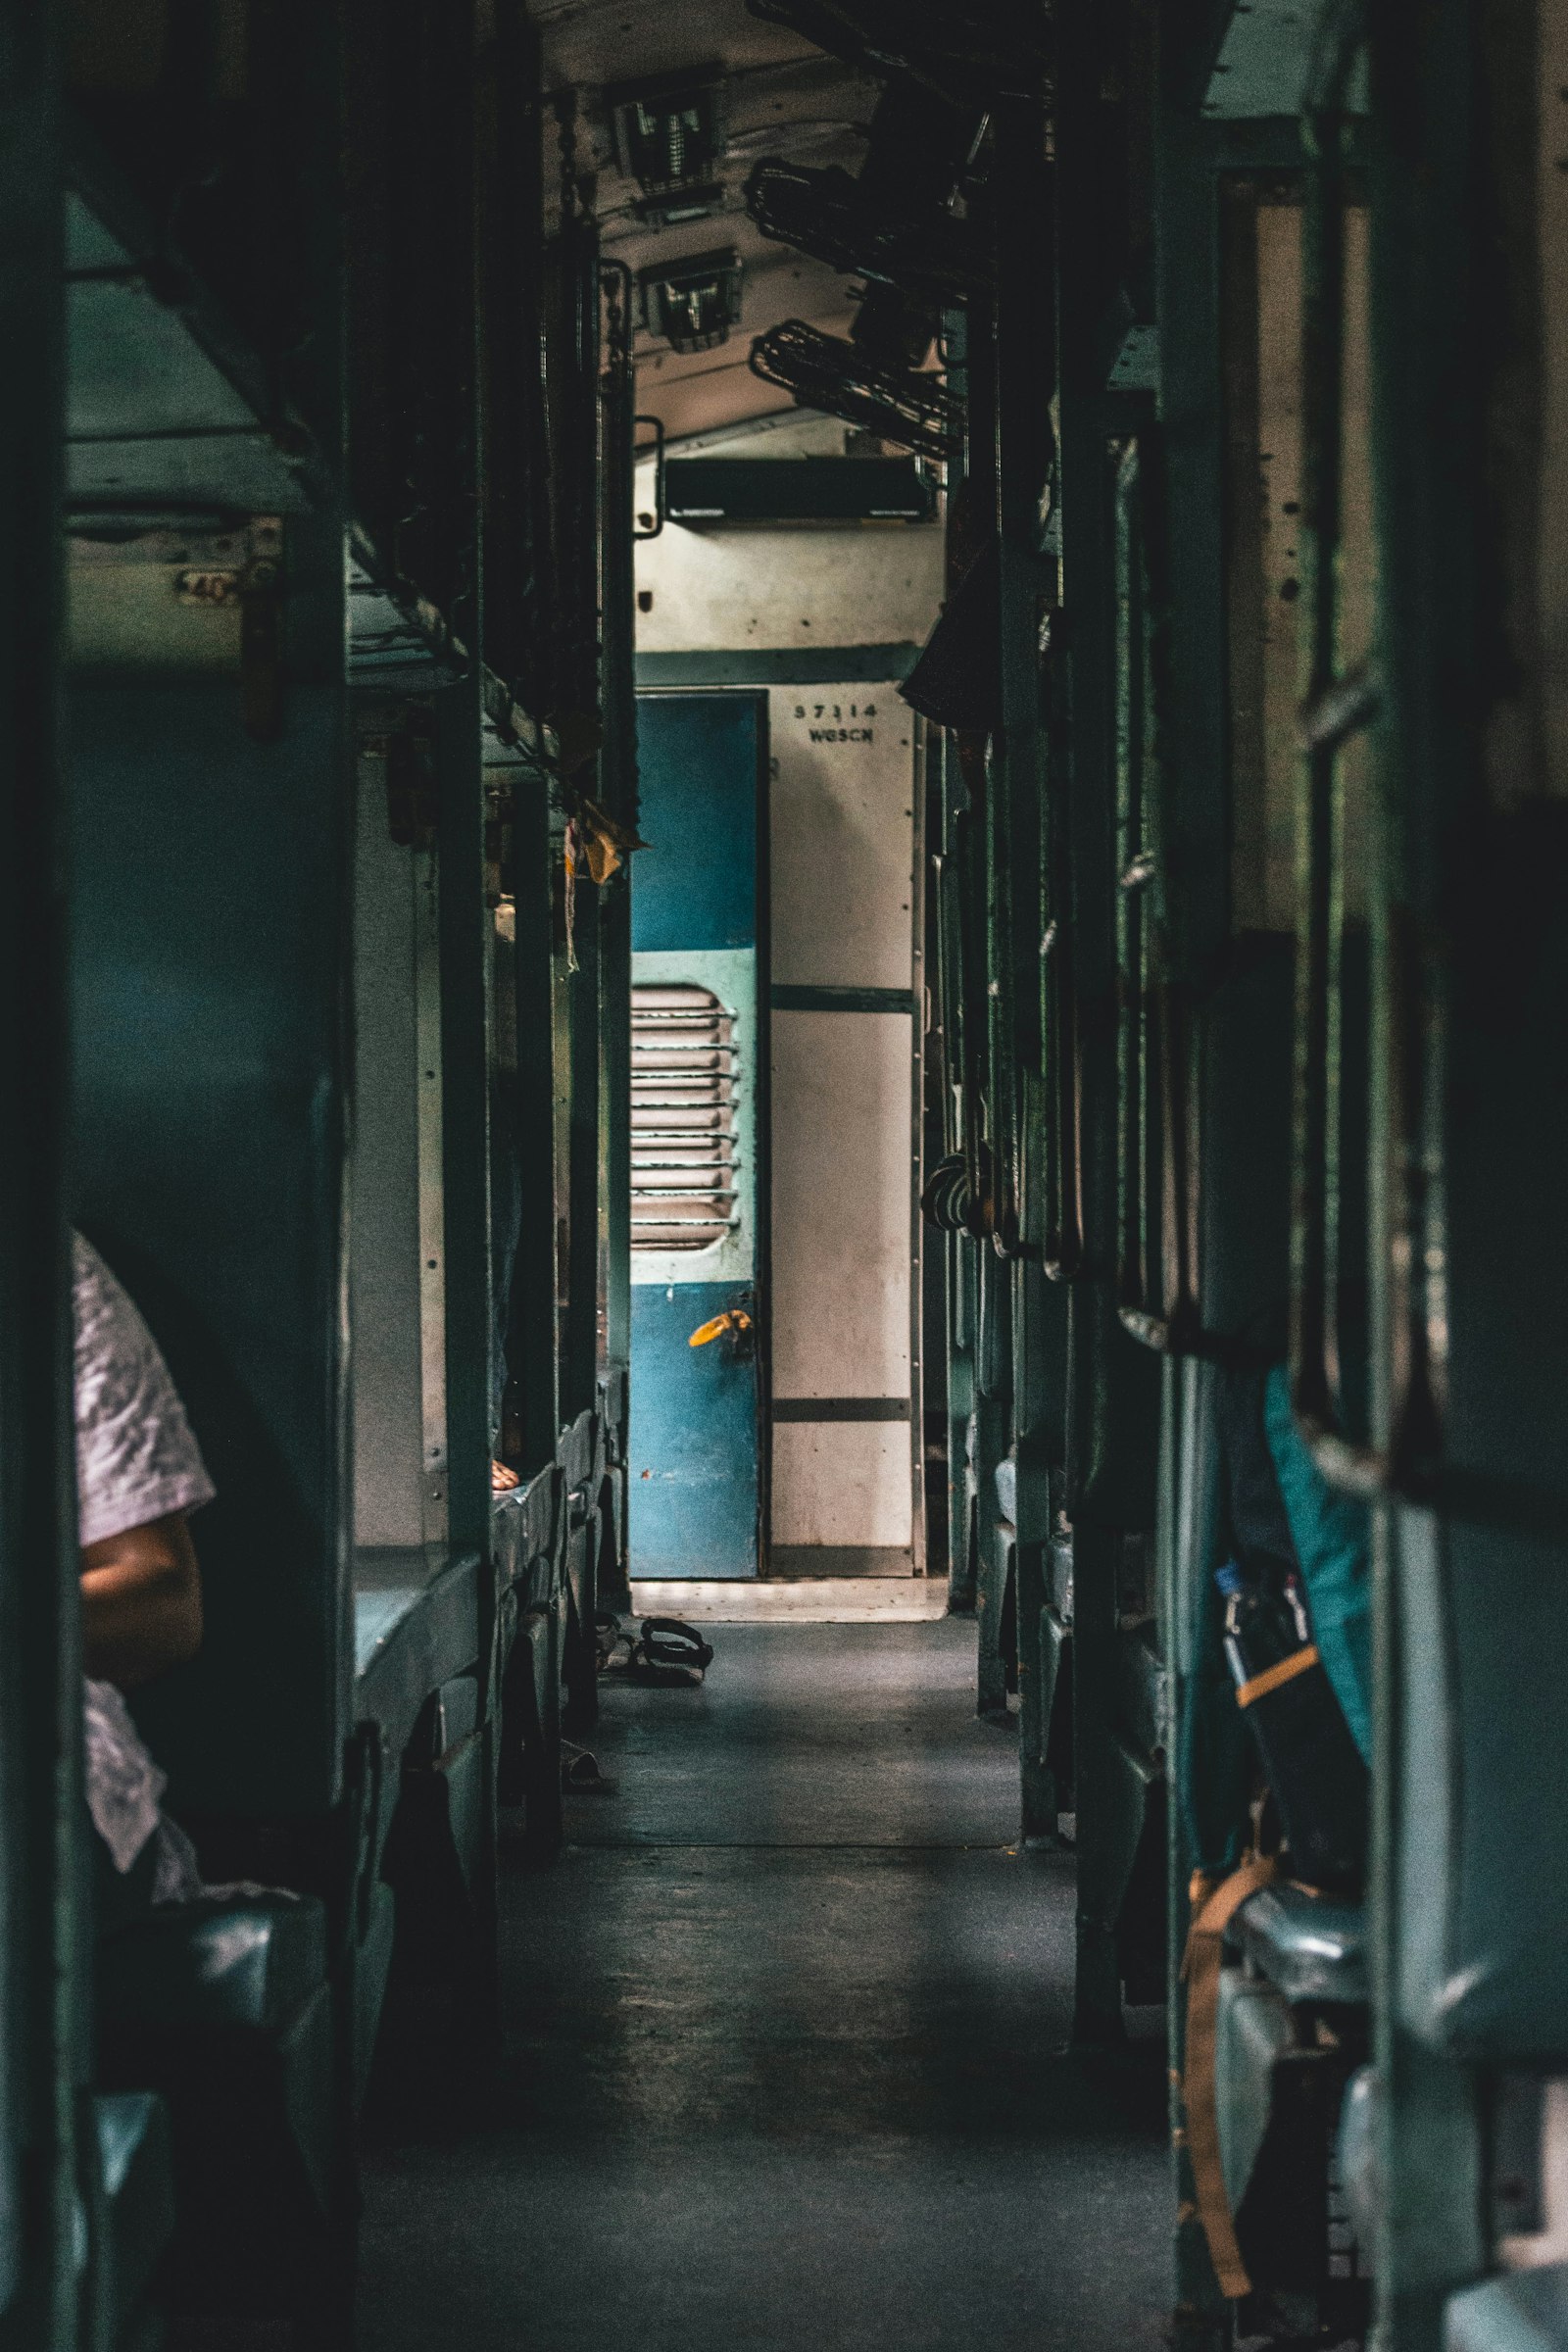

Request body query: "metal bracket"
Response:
[240, 515, 284, 742]
[634, 415, 666, 540]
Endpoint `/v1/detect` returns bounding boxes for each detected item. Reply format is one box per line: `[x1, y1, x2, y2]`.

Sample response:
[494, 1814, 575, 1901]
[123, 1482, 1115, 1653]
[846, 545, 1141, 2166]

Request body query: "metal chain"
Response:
[555, 87, 580, 225]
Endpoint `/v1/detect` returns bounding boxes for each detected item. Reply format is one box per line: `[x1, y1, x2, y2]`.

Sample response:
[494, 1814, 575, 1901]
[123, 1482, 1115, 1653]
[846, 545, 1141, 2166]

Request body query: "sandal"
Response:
[598, 1616, 714, 1688]
[638, 1617, 714, 1677]
[560, 1740, 616, 1795]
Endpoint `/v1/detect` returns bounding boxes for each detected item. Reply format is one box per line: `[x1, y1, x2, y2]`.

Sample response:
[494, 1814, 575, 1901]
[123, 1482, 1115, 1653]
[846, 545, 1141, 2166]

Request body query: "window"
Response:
[630, 983, 738, 1252]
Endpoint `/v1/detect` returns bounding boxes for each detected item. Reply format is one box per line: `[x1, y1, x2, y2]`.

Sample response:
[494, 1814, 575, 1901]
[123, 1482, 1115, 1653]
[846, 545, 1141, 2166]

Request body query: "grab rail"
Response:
[1289, 13, 1439, 1497]
[1112, 441, 1201, 1349]
[1042, 740, 1084, 1279]
[633, 414, 665, 542]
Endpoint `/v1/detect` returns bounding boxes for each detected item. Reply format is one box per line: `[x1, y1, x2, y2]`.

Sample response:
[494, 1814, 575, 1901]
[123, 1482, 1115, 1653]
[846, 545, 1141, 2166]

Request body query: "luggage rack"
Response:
[749, 319, 963, 463]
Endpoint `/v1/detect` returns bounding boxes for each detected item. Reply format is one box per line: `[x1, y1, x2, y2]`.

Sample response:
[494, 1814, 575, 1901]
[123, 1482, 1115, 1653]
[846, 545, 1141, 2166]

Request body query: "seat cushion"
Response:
[1214, 1971, 1295, 2215]
[1234, 1885, 1368, 2006]
[94, 2092, 176, 2331]
[354, 1545, 482, 1763]
[994, 1454, 1017, 1526]
[1445, 2264, 1568, 2350]
[99, 1895, 328, 2035]
[1337, 2063, 1381, 2254]
[96, 2090, 168, 2202]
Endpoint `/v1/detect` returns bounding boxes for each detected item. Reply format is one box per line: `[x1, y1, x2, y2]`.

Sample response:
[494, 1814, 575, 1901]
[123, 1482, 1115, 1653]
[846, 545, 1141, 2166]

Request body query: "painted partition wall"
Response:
[350, 743, 449, 1555]
[628, 693, 765, 1580]
[69, 671, 352, 1816]
[767, 683, 922, 1576]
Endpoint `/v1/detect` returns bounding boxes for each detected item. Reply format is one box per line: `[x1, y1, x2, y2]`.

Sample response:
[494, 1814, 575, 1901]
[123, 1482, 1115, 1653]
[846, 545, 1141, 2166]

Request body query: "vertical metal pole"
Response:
[0, 0, 78, 2337]
[509, 777, 562, 1472]
[437, 672, 495, 1566]
[1055, 0, 1131, 2049]
[598, 265, 637, 1391]
[1367, 2, 1485, 2345]
[994, 97, 1067, 1834]
[1150, 58, 1240, 2345]
[436, 0, 493, 1574]
[564, 879, 603, 1426]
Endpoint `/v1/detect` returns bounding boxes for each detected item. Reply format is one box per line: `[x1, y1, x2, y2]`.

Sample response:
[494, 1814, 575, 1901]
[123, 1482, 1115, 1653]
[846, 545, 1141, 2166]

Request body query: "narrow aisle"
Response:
[359, 1622, 1170, 2352]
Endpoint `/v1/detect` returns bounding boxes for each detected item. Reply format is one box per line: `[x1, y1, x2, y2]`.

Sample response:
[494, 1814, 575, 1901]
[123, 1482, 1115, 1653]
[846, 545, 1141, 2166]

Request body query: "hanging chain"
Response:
[555, 87, 580, 226]
[603, 260, 627, 388]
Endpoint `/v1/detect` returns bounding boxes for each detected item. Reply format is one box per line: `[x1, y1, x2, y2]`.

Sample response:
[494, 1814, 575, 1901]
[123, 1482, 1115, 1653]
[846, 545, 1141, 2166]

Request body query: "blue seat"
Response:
[1337, 2064, 1381, 2253]
[994, 1454, 1017, 1525]
[90, 2091, 175, 2344]
[99, 1895, 328, 2036]
[1233, 1885, 1369, 2007]
[500, 1601, 564, 1859]
[97, 1891, 342, 2329]
[1215, 1971, 1295, 2213]
[354, 1545, 483, 1766]
[1205, 1892, 1372, 2316]
[1446, 2264, 1568, 2349]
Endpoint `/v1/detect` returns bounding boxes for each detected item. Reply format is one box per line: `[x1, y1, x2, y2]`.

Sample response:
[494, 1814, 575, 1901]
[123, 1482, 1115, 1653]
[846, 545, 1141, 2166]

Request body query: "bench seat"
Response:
[1233, 1885, 1368, 2007]
[96, 1892, 341, 2328]
[1446, 2264, 1568, 2351]
[1215, 1971, 1295, 2213]
[492, 1466, 559, 1606]
[100, 1895, 328, 2037]
[354, 1545, 482, 1764]
[91, 2091, 175, 2344]
[994, 1453, 1017, 1525]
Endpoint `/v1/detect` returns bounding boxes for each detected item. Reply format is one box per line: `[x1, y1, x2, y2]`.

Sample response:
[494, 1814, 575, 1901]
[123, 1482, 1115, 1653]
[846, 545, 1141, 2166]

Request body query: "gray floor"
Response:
[358, 1620, 1171, 2351]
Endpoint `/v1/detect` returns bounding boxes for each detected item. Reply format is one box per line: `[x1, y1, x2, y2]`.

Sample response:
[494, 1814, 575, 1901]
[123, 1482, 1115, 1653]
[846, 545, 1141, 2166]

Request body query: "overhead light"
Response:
[609, 70, 724, 226]
[640, 249, 744, 355]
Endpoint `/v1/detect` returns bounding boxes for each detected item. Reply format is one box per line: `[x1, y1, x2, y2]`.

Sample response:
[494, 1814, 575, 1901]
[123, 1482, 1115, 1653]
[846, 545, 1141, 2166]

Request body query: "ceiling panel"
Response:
[536, 0, 873, 438]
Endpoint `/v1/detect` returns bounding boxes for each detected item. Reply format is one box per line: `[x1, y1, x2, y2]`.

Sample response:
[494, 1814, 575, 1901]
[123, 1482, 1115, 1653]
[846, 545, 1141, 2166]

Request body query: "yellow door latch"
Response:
[688, 1309, 754, 1348]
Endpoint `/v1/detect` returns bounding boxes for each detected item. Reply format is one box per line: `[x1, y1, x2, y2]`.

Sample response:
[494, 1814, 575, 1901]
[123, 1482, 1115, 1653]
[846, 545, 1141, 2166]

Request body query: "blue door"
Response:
[628, 693, 764, 1580]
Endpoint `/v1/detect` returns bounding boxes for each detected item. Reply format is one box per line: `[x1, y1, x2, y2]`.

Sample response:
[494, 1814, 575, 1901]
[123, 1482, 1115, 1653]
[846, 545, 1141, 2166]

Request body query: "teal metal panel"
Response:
[0, 4, 79, 2332]
[632, 694, 760, 955]
[61, 190, 316, 513]
[1202, 2, 1367, 122]
[628, 1283, 760, 1581]
[629, 694, 763, 1581]
[70, 678, 352, 1818]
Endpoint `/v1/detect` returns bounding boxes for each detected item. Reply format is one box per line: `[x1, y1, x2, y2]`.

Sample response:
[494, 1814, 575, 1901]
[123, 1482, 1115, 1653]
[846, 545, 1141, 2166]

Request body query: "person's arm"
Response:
[80, 1512, 203, 1689]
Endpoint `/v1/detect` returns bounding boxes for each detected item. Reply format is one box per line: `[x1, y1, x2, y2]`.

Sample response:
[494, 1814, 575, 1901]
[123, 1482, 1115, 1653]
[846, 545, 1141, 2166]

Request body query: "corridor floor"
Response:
[358, 1619, 1171, 2351]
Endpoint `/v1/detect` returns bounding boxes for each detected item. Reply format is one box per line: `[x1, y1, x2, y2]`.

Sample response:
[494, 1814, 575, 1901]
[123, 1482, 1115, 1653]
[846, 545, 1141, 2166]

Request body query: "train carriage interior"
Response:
[4, 0, 1568, 2348]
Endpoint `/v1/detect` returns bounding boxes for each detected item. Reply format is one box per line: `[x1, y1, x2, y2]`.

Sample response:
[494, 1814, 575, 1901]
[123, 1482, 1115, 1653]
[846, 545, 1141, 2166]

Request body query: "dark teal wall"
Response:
[70, 683, 351, 1817]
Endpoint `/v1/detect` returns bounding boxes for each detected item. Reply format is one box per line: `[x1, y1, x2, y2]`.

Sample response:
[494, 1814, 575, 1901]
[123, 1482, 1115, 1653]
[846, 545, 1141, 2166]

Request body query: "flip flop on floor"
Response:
[639, 1617, 714, 1677]
[560, 1740, 616, 1795]
[599, 1616, 714, 1689]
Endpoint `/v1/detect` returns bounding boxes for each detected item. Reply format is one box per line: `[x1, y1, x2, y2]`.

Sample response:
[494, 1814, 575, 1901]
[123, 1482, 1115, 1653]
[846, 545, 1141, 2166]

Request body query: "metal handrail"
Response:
[633, 414, 665, 541]
[1112, 440, 1193, 1346]
[1288, 55, 1439, 1499]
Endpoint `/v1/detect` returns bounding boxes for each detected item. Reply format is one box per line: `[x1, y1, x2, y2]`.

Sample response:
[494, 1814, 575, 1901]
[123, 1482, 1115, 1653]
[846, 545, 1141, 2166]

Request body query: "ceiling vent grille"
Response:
[630, 982, 739, 1252]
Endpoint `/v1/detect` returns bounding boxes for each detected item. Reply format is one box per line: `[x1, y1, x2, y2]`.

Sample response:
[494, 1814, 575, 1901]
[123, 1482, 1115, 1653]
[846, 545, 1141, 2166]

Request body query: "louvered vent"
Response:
[631, 983, 739, 1252]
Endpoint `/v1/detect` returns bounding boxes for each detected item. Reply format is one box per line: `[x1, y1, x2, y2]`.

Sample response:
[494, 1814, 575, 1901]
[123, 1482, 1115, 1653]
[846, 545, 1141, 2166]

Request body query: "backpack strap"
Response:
[1179, 1852, 1280, 2300]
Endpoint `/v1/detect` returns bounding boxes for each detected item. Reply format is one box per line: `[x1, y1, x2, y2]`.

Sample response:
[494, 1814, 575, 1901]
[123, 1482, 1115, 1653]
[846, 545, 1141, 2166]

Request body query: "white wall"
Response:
[628, 411, 943, 1574]
[633, 413, 945, 656]
[351, 757, 449, 1553]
